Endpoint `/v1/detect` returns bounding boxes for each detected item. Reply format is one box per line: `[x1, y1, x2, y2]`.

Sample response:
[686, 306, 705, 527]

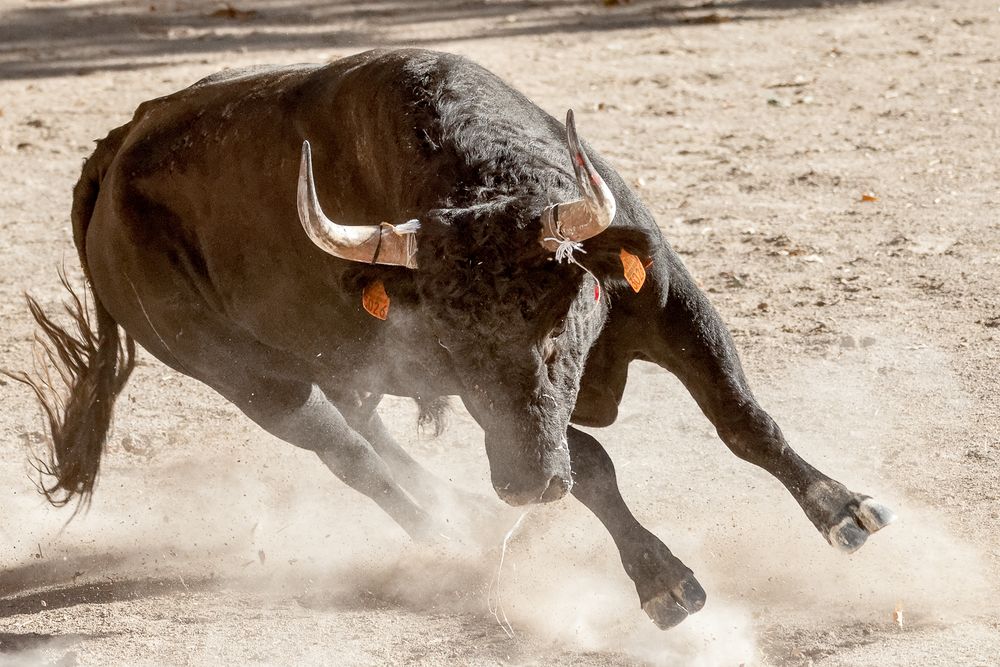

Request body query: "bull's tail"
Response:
[6, 275, 136, 511]
[5, 131, 136, 511]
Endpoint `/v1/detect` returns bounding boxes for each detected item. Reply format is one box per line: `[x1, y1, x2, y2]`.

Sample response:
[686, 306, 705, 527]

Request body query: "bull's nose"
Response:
[496, 475, 573, 506]
[540, 474, 572, 502]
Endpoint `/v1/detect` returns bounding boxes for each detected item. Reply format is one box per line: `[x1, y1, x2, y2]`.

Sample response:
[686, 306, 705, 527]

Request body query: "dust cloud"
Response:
[1, 338, 994, 665]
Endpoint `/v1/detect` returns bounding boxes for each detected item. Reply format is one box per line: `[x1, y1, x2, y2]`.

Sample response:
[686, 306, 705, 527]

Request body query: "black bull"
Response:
[11, 49, 894, 629]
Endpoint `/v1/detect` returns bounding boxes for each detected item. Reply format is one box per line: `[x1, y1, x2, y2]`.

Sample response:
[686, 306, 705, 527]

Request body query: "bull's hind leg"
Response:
[568, 427, 705, 629]
[111, 309, 440, 542]
[643, 265, 895, 552]
[228, 380, 443, 542]
[328, 392, 508, 544]
[86, 209, 441, 542]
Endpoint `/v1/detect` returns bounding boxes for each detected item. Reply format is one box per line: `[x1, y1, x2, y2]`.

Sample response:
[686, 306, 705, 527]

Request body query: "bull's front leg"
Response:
[568, 426, 706, 629]
[637, 256, 895, 552]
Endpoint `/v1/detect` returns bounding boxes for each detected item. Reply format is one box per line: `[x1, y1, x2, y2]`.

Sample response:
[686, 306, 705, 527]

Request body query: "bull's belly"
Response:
[311, 348, 462, 402]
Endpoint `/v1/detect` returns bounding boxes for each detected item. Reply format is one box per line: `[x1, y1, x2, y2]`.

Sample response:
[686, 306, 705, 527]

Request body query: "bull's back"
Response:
[81, 49, 546, 372]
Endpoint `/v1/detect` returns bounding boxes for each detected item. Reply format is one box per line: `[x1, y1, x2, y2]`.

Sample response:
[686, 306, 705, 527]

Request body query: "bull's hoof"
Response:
[641, 572, 707, 630]
[828, 498, 897, 554]
[857, 498, 897, 532]
[642, 594, 689, 630]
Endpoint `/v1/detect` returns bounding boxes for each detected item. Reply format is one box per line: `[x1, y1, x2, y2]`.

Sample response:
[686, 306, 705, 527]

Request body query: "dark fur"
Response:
[415, 395, 451, 437]
[415, 200, 656, 342]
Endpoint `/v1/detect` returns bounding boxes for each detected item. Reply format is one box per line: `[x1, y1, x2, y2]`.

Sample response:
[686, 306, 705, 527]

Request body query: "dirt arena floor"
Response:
[1, 1, 998, 664]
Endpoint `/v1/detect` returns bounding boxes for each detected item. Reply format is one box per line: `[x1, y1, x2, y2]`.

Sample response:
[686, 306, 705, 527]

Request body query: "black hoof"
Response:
[829, 517, 869, 553]
[641, 572, 706, 630]
[829, 498, 897, 554]
[642, 594, 689, 630]
[857, 498, 897, 533]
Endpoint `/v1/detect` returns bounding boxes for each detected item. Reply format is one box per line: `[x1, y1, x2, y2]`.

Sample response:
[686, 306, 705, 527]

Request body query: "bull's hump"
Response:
[190, 62, 318, 89]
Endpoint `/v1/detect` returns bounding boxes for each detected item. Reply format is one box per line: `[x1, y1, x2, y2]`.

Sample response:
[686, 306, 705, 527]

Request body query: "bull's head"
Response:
[298, 110, 650, 506]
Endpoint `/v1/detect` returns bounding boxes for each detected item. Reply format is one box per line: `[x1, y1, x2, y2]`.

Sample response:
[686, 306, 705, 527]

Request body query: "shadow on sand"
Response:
[0, 0, 892, 80]
[0, 551, 215, 619]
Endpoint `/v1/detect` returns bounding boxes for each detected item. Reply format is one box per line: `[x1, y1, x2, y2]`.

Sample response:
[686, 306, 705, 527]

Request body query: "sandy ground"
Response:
[1, 0, 999, 665]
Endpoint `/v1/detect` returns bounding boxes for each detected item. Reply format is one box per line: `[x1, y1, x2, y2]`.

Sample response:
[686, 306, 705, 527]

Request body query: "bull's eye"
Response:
[551, 316, 568, 338]
[543, 316, 566, 365]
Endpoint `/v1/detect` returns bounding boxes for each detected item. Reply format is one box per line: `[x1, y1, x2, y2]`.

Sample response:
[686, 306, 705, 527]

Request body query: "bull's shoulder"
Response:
[189, 63, 311, 89]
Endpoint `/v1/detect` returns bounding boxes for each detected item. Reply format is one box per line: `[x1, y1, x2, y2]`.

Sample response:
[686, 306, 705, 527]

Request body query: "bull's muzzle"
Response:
[500, 474, 573, 506]
[488, 437, 573, 507]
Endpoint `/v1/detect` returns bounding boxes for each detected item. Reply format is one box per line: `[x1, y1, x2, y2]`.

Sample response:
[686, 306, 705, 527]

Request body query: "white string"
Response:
[487, 511, 529, 639]
[544, 235, 602, 302]
[547, 236, 585, 264]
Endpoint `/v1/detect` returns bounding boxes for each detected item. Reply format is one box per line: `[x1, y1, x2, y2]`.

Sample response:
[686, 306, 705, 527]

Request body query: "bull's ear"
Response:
[339, 264, 421, 308]
[577, 226, 658, 279]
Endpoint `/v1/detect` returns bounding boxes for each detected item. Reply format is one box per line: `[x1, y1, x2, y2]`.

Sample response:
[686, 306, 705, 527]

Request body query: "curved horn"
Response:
[540, 110, 617, 251]
[298, 141, 419, 269]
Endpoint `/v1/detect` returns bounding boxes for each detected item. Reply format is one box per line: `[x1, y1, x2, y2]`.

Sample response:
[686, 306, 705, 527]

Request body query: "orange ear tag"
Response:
[620, 249, 647, 293]
[362, 280, 390, 320]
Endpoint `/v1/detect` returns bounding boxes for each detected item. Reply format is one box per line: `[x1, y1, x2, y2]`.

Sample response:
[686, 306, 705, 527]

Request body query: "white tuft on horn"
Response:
[297, 140, 419, 269]
[540, 109, 618, 251]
